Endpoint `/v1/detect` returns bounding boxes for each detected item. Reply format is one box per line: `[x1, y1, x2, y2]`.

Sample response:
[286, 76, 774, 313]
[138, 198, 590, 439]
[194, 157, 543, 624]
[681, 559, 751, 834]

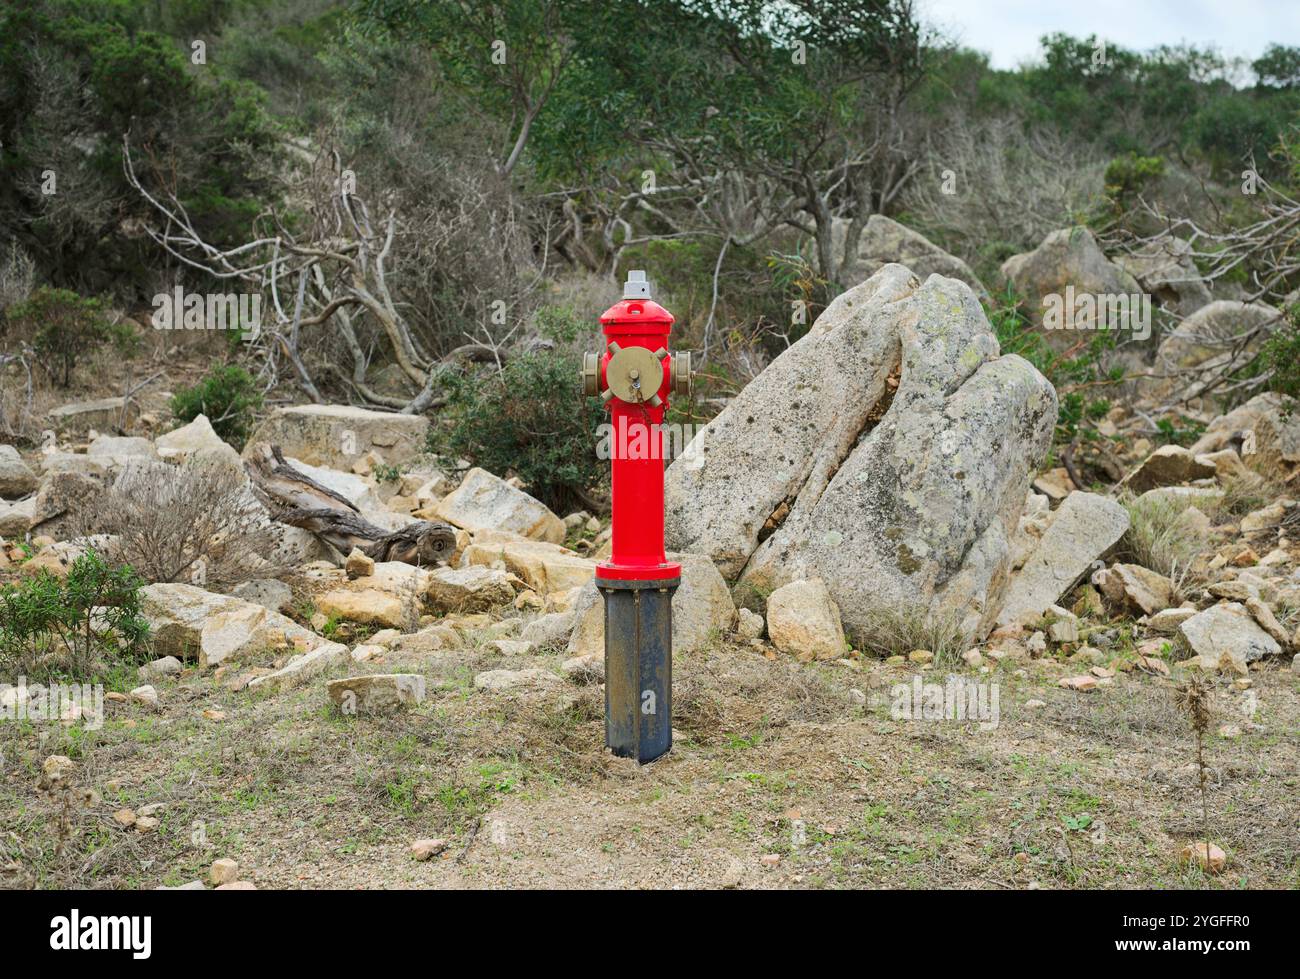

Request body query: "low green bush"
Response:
[430, 350, 605, 513]
[2, 287, 127, 387]
[169, 363, 263, 448]
[0, 549, 150, 682]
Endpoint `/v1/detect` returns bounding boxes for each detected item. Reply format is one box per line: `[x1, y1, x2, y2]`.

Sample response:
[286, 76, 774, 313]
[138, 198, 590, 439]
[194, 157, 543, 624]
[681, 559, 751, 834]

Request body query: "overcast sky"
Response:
[920, 0, 1300, 70]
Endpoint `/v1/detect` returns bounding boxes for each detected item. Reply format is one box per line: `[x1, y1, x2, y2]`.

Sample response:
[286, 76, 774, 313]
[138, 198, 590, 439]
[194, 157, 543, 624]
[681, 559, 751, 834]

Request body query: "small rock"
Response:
[215, 880, 257, 890]
[520, 610, 576, 647]
[1147, 607, 1199, 634]
[962, 649, 983, 668]
[908, 649, 934, 666]
[328, 674, 426, 713]
[1027, 632, 1047, 656]
[766, 578, 846, 662]
[473, 668, 561, 693]
[411, 838, 447, 861]
[487, 638, 534, 656]
[1094, 563, 1175, 617]
[514, 590, 544, 611]
[759, 854, 781, 867]
[561, 653, 604, 681]
[1122, 444, 1216, 493]
[350, 643, 384, 663]
[42, 755, 74, 783]
[1179, 842, 1227, 874]
[735, 607, 765, 640]
[210, 858, 239, 886]
[113, 808, 137, 828]
[1047, 618, 1078, 644]
[1231, 547, 1259, 567]
[314, 588, 406, 629]
[129, 685, 158, 706]
[1244, 596, 1290, 647]
[1058, 676, 1097, 691]
[1180, 602, 1280, 673]
[1025, 699, 1046, 709]
[1240, 503, 1285, 536]
[847, 688, 867, 706]
[345, 548, 376, 580]
[134, 816, 160, 833]
[139, 656, 183, 679]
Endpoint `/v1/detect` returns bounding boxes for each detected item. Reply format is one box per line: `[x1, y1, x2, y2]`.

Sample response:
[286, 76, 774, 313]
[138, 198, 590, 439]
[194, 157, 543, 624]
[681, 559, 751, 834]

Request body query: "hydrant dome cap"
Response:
[599, 297, 675, 328]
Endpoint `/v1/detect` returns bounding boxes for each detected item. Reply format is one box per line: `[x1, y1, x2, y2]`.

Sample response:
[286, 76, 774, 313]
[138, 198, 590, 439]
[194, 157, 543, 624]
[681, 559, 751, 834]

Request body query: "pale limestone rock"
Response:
[1122, 444, 1216, 493]
[426, 565, 516, 613]
[1179, 602, 1280, 673]
[766, 578, 846, 662]
[244, 404, 428, 469]
[155, 414, 233, 463]
[433, 467, 564, 543]
[0, 444, 37, 497]
[998, 493, 1129, 626]
[314, 588, 406, 628]
[473, 668, 561, 693]
[1094, 563, 1175, 616]
[328, 674, 426, 712]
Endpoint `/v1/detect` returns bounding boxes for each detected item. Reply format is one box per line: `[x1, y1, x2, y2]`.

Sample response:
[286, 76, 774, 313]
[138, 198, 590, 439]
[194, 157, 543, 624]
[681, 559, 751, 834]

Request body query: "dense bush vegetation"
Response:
[430, 350, 606, 512]
[0, 550, 150, 682]
[169, 364, 264, 447]
[2, 0, 1298, 416]
[1, 287, 122, 387]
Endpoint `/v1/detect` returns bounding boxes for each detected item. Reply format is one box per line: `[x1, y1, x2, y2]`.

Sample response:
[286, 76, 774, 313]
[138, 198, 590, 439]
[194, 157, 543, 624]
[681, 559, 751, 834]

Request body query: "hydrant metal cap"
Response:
[623, 269, 651, 299]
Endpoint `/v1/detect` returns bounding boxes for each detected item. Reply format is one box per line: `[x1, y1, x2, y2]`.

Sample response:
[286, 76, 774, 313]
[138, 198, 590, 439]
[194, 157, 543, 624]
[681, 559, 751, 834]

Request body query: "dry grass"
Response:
[854, 606, 968, 666]
[76, 455, 289, 590]
[1118, 493, 1208, 595]
[1216, 469, 1286, 519]
[2, 629, 1296, 891]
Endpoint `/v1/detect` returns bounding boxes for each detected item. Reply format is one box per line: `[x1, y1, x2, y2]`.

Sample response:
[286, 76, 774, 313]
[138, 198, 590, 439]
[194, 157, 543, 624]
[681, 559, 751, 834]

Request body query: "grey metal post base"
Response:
[598, 577, 679, 764]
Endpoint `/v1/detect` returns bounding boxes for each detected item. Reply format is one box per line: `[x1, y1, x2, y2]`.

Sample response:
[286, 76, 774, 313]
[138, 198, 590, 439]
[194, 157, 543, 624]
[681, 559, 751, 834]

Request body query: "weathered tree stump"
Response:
[244, 442, 457, 566]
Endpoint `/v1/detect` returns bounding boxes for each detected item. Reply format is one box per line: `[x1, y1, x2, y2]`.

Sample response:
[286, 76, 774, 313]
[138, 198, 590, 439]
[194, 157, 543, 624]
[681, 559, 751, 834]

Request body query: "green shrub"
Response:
[0, 549, 150, 682]
[1259, 303, 1300, 412]
[4, 287, 115, 387]
[1103, 152, 1166, 206]
[430, 350, 605, 512]
[987, 285, 1122, 444]
[169, 364, 263, 448]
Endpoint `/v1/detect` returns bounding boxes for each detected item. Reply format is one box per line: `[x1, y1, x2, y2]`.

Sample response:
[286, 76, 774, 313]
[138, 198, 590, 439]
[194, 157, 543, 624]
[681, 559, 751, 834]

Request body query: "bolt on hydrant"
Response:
[581, 270, 691, 764]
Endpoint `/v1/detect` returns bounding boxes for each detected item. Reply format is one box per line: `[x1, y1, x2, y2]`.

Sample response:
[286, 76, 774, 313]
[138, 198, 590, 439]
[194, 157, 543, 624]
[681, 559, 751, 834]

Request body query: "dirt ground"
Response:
[2, 627, 1296, 890]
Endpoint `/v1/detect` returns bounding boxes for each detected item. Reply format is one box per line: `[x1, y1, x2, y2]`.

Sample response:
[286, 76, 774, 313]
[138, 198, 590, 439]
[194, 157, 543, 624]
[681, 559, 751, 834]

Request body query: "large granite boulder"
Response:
[665, 264, 1057, 642]
[1114, 235, 1212, 318]
[836, 215, 989, 301]
[1000, 227, 1143, 347]
[243, 404, 429, 469]
[1145, 302, 1283, 404]
[1191, 392, 1300, 475]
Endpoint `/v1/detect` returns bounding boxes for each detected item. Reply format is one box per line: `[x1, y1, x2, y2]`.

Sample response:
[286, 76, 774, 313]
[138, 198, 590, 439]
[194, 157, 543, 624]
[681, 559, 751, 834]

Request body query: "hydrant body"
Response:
[584, 271, 690, 764]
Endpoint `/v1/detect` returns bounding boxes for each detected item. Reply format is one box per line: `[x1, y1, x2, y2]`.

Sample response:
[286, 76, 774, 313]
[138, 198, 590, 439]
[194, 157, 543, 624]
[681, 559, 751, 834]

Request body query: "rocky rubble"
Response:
[666, 264, 1057, 642]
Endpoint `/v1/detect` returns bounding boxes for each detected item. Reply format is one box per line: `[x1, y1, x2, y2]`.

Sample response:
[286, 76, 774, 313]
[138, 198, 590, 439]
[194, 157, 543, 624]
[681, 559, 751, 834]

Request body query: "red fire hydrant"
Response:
[582, 270, 691, 763]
